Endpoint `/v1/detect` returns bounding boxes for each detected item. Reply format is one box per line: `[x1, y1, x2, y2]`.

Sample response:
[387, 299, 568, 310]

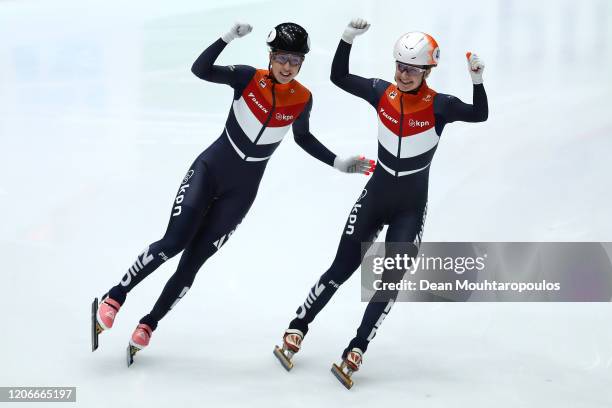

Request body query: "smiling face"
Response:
[394, 62, 432, 92]
[269, 51, 303, 84]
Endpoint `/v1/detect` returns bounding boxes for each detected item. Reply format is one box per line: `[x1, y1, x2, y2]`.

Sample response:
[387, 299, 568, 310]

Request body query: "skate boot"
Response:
[126, 323, 153, 367]
[273, 329, 304, 371]
[91, 296, 122, 351]
[331, 348, 363, 389]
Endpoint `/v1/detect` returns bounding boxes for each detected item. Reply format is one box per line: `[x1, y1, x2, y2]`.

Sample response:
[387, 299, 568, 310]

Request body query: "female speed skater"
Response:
[91, 21, 376, 365]
[274, 18, 488, 388]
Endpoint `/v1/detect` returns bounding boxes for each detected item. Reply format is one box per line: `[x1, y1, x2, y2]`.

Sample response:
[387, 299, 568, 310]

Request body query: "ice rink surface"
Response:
[1, 0, 611, 406]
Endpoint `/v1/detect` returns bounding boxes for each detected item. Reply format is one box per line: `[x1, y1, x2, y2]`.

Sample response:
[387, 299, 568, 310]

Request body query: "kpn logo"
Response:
[408, 118, 430, 128]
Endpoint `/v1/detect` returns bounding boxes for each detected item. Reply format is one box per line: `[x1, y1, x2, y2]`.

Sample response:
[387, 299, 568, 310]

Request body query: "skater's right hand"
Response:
[334, 155, 376, 175]
[342, 18, 370, 44]
[222, 22, 253, 43]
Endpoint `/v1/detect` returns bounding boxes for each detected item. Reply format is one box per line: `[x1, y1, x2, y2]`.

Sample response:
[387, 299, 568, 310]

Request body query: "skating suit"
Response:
[289, 39, 488, 357]
[107, 38, 336, 329]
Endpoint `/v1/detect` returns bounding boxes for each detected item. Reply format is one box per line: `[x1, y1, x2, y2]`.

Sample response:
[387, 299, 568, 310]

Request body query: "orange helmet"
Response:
[393, 32, 440, 66]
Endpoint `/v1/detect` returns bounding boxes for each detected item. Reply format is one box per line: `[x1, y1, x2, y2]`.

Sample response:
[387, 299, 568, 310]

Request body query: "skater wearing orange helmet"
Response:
[274, 18, 488, 389]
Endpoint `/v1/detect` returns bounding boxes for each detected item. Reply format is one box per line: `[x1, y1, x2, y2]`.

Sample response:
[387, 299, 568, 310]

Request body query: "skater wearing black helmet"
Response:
[91, 22, 375, 365]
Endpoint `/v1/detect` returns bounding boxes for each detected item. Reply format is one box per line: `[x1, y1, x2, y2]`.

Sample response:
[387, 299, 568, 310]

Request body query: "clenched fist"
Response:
[222, 22, 253, 43]
[466, 52, 485, 84]
[341, 18, 371, 44]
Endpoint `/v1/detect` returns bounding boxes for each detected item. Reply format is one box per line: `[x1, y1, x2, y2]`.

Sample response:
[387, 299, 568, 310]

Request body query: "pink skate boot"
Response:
[91, 296, 122, 351]
[96, 298, 121, 331]
[126, 323, 153, 367]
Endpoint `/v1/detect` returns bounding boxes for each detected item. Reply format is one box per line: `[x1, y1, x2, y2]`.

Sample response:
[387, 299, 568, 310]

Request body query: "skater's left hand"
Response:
[334, 155, 376, 175]
[466, 52, 485, 84]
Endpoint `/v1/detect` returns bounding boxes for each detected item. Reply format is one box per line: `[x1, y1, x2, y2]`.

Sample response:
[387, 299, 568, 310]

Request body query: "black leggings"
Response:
[289, 167, 428, 357]
[106, 137, 264, 330]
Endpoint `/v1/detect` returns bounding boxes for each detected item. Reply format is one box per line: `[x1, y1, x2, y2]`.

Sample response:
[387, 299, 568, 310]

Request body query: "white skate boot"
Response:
[273, 329, 304, 371]
[331, 347, 363, 389]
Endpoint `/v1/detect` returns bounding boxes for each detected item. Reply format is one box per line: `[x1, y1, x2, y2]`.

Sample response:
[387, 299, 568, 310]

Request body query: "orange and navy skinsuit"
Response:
[288, 39, 488, 358]
[104, 38, 338, 331]
[194, 40, 334, 163]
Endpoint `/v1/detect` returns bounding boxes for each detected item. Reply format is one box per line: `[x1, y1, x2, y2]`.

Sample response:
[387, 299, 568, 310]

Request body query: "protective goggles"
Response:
[396, 61, 428, 75]
[271, 52, 304, 66]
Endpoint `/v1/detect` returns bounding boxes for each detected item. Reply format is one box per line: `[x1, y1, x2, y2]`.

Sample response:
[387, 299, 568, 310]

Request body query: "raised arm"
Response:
[441, 85, 488, 123]
[330, 19, 379, 106]
[437, 53, 489, 123]
[293, 95, 375, 174]
[191, 22, 254, 88]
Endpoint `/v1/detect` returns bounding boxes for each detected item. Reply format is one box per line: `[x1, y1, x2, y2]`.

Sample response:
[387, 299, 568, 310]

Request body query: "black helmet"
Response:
[266, 22, 310, 54]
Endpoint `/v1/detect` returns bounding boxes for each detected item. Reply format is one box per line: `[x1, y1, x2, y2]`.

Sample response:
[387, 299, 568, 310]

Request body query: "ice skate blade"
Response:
[126, 344, 140, 367]
[91, 298, 99, 352]
[331, 363, 354, 390]
[273, 345, 294, 371]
